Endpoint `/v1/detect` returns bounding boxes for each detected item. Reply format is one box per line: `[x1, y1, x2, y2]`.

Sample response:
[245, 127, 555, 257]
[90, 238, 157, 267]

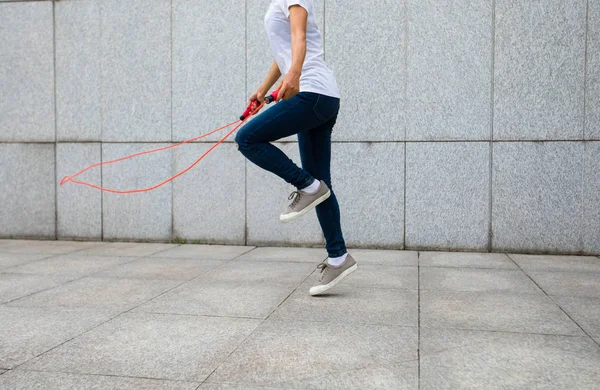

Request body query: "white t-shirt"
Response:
[264, 0, 340, 98]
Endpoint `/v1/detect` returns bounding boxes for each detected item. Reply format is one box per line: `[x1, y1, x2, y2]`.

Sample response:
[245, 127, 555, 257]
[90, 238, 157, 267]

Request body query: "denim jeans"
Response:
[235, 92, 347, 258]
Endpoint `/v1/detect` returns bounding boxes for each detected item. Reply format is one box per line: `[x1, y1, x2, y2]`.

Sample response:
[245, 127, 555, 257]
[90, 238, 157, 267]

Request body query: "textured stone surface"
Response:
[527, 271, 600, 298]
[135, 280, 294, 319]
[76, 242, 176, 257]
[553, 296, 600, 338]
[55, 0, 102, 141]
[246, 143, 323, 246]
[510, 254, 600, 272]
[95, 257, 224, 281]
[421, 328, 600, 390]
[172, 0, 245, 142]
[173, 144, 245, 244]
[0, 145, 55, 238]
[421, 290, 582, 335]
[209, 320, 417, 386]
[420, 267, 540, 293]
[9, 276, 179, 314]
[0, 306, 112, 369]
[0, 273, 73, 304]
[22, 312, 260, 382]
[0, 240, 99, 255]
[151, 244, 253, 260]
[332, 143, 405, 247]
[326, 0, 405, 141]
[0, 2, 54, 142]
[419, 252, 516, 269]
[586, 0, 600, 140]
[407, 0, 492, 140]
[100, 0, 171, 142]
[492, 142, 583, 253]
[2, 254, 134, 279]
[0, 253, 50, 271]
[494, 0, 586, 140]
[406, 142, 490, 250]
[205, 362, 417, 390]
[200, 260, 315, 287]
[0, 371, 199, 390]
[102, 144, 173, 241]
[349, 249, 418, 266]
[135, 261, 314, 318]
[271, 285, 418, 327]
[57, 143, 102, 240]
[584, 142, 600, 253]
[234, 247, 326, 263]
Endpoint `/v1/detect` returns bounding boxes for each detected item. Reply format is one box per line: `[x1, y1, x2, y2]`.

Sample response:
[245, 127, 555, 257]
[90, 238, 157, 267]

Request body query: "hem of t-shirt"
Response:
[284, 1, 308, 18]
[299, 86, 341, 99]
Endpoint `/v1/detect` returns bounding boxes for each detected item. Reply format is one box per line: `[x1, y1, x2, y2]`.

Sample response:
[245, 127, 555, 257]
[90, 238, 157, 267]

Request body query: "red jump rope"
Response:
[60, 90, 280, 195]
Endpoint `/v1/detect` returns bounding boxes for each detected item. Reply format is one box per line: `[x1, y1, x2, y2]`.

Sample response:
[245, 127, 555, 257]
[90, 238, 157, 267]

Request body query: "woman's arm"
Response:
[249, 61, 282, 104]
[277, 4, 308, 101]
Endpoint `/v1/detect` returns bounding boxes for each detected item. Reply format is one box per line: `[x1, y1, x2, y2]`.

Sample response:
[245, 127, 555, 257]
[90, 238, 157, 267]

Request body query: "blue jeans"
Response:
[235, 92, 347, 258]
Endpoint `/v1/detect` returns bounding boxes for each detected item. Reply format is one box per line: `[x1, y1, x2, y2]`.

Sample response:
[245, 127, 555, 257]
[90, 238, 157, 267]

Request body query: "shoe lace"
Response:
[288, 191, 303, 208]
[316, 261, 329, 274]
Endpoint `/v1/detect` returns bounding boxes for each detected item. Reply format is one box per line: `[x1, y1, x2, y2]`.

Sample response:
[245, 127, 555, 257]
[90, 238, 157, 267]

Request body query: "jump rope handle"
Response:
[240, 89, 280, 121]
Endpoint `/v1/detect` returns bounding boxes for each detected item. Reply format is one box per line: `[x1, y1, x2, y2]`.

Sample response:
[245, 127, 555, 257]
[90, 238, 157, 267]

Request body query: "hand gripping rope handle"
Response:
[240, 89, 279, 120]
[60, 90, 280, 194]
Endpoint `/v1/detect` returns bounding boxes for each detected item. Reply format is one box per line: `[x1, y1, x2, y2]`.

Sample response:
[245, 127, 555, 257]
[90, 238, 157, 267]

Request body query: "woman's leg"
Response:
[298, 116, 347, 258]
[235, 93, 323, 190]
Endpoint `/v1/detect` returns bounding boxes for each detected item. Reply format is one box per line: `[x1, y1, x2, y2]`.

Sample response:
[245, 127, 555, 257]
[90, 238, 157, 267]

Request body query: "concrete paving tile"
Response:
[2, 255, 136, 278]
[8, 277, 179, 313]
[150, 245, 254, 260]
[270, 285, 418, 327]
[0, 253, 50, 270]
[420, 268, 541, 293]
[0, 370, 199, 390]
[279, 361, 418, 390]
[419, 252, 517, 269]
[199, 384, 278, 390]
[420, 328, 600, 390]
[234, 247, 327, 263]
[135, 280, 295, 319]
[334, 265, 417, 290]
[0, 306, 113, 368]
[349, 249, 418, 266]
[21, 312, 260, 382]
[421, 290, 583, 335]
[0, 273, 74, 304]
[553, 296, 600, 338]
[95, 257, 225, 281]
[209, 320, 417, 386]
[510, 254, 600, 272]
[202, 261, 316, 287]
[209, 361, 418, 390]
[527, 271, 600, 298]
[75, 242, 177, 257]
[0, 240, 99, 255]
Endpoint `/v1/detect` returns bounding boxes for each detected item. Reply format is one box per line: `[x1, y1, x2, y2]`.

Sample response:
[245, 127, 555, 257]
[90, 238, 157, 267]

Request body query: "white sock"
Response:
[301, 179, 320, 194]
[327, 253, 348, 267]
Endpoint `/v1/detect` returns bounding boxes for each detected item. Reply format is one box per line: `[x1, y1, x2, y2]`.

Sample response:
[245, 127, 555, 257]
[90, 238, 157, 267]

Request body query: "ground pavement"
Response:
[0, 239, 599, 389]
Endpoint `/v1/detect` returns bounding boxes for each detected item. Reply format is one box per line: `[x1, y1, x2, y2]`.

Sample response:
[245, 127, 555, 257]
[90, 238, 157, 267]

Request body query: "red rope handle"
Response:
[60, 102, 265, 194]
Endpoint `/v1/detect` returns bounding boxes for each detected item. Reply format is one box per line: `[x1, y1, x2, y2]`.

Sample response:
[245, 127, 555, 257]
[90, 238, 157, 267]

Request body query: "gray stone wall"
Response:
[1, 0, 598, 255]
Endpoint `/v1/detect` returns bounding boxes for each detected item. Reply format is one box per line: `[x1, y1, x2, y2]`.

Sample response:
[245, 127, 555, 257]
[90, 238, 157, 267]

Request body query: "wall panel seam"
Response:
[583, 0, 589, 140]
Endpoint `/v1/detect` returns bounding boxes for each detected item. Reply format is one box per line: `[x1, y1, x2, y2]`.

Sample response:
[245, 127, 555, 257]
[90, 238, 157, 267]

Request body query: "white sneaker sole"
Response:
[279, 190, 331, 223]
[309, 264, 358, 296]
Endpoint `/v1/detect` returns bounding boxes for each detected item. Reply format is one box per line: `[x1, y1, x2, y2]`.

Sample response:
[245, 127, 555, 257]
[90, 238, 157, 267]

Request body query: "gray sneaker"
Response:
[280, 181, 331, 223]
[309, 254, 358, 296]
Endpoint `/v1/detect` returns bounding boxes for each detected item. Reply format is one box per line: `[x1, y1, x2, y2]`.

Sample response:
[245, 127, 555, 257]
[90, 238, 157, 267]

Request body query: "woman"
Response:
[235, 0, 357, 296]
